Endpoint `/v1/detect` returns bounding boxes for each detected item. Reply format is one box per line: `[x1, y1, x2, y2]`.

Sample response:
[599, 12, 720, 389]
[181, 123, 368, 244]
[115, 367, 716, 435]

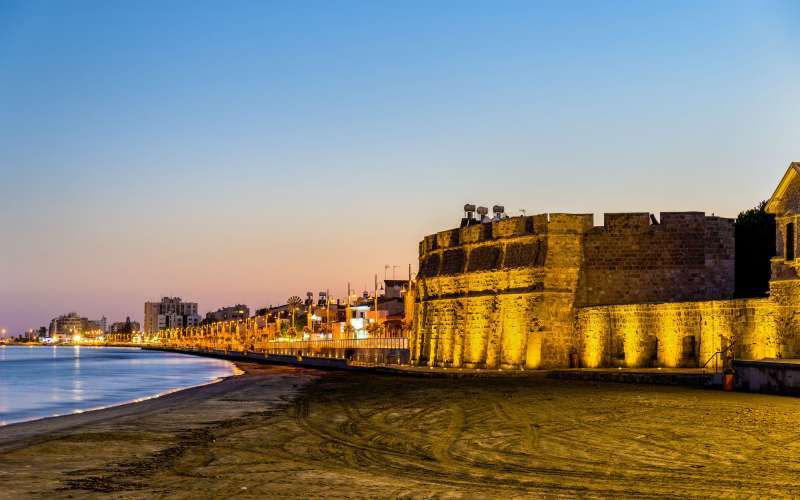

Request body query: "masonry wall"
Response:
[573, 297, 800, 368]
[412, 214, 592, 369]
[771, 213, 800, 281]
[576, 299, 771, 368]
[580, 213, 735, 307]
[412, 211, 738, 369]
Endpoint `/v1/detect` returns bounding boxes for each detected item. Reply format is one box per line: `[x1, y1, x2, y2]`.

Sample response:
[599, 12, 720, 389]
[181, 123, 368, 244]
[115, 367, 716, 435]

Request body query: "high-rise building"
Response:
[144, 297, 201, 333]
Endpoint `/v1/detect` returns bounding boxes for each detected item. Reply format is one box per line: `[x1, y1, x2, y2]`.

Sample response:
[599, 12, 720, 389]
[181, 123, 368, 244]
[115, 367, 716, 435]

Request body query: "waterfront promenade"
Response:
[146, 345, 721, 386]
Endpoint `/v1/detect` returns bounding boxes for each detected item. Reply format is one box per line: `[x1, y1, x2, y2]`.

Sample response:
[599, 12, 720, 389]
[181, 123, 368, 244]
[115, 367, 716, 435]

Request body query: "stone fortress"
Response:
[409, 162, 800, 369]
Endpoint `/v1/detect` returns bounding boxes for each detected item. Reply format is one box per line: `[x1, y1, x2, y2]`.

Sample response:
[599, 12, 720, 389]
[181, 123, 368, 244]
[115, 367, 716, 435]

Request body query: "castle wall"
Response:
[412, 214, 592, 369]
[580, 213, 735, 306]
[574, 299, 790, 368]
[413, 211, 738, 369]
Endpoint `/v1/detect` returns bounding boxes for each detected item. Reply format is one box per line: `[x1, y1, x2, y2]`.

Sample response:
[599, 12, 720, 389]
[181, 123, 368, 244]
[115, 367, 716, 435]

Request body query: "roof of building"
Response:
[766, 162, 800, 214]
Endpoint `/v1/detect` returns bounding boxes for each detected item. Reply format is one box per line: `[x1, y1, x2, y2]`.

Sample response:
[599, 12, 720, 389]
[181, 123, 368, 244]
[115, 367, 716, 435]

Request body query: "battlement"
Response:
[419, 213, 595, 257]
[596, 211, 730, 234]
[417, 211, 735, 291]
[602, 213, 651, 232]
[419, 211, 731, 256]
[582, 211, 734, 306]
[417, 213, 600, 279]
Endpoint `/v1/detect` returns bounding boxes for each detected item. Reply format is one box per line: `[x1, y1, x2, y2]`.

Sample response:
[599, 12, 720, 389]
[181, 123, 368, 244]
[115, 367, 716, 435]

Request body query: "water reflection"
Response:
[72, 346, 82, 400]
[0, 347, 234, 426]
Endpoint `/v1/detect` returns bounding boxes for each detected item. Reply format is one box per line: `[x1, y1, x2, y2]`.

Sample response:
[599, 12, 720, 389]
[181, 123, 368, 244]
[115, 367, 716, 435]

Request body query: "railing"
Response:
[702, 341, 736, 373]
[264, 337, 408, 351]
[144, 335, 411, 367]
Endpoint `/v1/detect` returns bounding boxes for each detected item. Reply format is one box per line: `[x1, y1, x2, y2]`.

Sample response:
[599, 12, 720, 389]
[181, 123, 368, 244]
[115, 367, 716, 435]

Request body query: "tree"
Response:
[286, 296, 303, 313]
[286, 295, 303, 323]
[735, 201, 776, 297]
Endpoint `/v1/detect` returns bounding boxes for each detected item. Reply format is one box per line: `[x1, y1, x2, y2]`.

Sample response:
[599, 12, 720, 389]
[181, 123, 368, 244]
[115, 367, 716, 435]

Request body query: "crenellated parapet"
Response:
[418, 213, 590, 278]
[580, 212, 735, 306]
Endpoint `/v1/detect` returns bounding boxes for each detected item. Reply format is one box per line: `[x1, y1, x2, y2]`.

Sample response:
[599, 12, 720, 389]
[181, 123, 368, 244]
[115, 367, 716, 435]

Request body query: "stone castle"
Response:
[409, 162, 800, 369]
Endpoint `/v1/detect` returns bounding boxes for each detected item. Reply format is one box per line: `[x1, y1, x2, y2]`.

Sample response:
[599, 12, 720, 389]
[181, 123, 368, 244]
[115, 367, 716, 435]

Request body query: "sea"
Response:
[0, 346, 236, 426]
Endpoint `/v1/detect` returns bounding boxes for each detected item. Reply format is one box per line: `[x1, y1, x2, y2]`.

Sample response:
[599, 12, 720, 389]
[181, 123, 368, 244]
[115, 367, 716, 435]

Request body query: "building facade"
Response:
[144, 297, 201, 333]
[49, 312, 90, 339]
[88, 316, 107, 333]
[109, 317, 140, 333]
[203, 304, 250, 324]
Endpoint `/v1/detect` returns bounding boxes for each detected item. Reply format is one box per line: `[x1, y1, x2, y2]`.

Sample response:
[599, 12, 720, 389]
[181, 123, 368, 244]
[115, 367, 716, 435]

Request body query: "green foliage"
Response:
[735, 200, 776, 297]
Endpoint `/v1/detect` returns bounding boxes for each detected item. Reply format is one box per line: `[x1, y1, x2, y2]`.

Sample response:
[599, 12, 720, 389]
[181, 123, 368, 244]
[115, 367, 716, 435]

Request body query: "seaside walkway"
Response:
[145, 346, 720, 387]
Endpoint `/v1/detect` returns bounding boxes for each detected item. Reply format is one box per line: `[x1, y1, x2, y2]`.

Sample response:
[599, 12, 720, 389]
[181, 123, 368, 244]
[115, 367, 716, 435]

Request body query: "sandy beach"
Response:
[0, 363, 319, 498]
[3, 362, 800, 498]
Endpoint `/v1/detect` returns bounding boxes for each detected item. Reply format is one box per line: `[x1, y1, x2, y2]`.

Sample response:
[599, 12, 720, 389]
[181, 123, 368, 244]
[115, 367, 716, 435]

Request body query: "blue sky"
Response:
[1, 1, 798, 334]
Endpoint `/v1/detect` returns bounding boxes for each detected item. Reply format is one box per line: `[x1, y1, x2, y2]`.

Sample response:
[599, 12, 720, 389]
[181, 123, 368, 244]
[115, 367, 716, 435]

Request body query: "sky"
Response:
[1, 1, 798, 335]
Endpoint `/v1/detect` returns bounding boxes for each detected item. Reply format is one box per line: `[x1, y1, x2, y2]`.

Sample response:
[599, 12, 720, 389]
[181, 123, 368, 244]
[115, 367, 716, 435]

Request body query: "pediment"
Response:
[766, 162, 800, 216]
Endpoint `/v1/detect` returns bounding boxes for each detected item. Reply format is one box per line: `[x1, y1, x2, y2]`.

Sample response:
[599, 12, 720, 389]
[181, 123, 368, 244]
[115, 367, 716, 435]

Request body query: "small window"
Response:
[787, 222, 795, 261]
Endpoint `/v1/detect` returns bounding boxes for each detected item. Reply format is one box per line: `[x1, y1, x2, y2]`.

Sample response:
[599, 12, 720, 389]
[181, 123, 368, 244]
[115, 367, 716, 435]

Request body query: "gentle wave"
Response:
[0, 346, 237, 426]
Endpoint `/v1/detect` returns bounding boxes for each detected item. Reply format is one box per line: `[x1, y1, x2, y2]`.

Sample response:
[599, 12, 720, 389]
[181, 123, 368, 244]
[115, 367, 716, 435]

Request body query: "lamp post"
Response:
[326, 288, 330, 339]
[373, 273, 379, 338]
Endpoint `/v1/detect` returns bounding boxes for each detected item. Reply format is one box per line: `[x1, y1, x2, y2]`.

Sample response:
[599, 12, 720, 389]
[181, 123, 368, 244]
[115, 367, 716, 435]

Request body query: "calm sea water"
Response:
[0, 346, 236, 426]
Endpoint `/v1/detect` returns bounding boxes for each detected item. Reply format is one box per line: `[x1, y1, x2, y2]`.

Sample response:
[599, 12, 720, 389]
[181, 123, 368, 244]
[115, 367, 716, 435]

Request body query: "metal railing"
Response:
[702, 341, 736, 373]
[264, 337, 408, 351]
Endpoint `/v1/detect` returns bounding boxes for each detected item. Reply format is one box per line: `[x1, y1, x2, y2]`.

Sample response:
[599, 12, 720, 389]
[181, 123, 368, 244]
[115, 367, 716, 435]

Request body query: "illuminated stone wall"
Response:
[411, 214, 592, 369]
[412, 211, 738, 369]
[765, 280, 800, 356]
[574, 298, 797, 368]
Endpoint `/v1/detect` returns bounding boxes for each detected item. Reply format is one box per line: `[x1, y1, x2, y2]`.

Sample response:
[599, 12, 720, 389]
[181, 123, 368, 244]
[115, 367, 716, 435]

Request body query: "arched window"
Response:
[786, 222, 795, 261]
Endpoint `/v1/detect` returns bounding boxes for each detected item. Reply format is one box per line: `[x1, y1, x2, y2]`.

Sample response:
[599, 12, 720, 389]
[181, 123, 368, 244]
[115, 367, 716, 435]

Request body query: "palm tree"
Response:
[286, 296, 303, 334]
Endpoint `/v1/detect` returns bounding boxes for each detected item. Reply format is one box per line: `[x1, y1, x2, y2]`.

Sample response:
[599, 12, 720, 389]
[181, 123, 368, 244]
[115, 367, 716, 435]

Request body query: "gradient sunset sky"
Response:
[1, 1, 798, 334]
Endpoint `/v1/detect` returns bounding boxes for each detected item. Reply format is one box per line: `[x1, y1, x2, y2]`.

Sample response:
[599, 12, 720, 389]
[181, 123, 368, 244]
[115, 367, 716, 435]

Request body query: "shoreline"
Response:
[0, 345, 242, 430]
[0, 360, 301, 454]
[0, 370, 237, 430]
[0, 361, 321, 496]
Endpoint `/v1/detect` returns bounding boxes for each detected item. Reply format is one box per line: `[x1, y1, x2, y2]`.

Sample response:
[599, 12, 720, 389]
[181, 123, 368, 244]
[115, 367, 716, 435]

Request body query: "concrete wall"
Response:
[733, 359, 800, 394]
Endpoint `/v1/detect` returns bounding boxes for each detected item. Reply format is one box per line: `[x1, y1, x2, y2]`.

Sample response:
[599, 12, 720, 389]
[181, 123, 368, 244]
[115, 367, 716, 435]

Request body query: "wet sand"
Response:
[3, 364, 800, 498]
